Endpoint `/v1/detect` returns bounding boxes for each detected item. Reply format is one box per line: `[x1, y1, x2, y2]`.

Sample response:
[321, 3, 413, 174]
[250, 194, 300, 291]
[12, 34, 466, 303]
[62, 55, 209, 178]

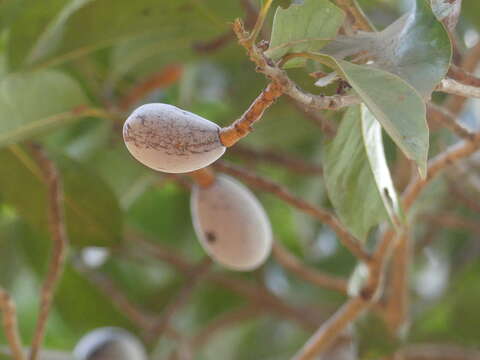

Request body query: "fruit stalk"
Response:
[220, 81, 284, 147]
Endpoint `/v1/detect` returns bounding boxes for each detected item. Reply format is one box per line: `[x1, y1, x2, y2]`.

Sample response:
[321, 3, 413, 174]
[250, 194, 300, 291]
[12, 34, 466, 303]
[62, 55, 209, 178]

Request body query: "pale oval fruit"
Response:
[73, 327, 147, 360]
[191, 175, 273, 271]
[123, 103, 226, 173]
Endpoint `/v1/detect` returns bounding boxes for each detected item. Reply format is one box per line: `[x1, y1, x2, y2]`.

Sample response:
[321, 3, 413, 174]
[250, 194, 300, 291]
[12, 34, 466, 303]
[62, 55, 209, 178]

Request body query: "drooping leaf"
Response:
[21, 0, 239, 68]
[307, 52, 428, 175]
[0, 70, 89, 147]
[266, 0, 344, 67]
[322, 0, 451, 96]
[0, 146, 122, 247]
[324, 105, 400, 241]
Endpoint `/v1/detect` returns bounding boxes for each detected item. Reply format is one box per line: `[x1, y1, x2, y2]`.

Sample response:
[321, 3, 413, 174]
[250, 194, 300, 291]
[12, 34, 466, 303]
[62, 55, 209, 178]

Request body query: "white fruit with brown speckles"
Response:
[191, 175, 272, 271]
[123, 103, 226, 173]
[73, 327, 146, 360]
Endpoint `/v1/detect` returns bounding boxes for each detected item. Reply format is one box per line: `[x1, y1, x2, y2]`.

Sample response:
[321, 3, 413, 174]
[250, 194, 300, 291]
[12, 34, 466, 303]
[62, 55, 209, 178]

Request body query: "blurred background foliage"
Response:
[0, 0, 479, 359]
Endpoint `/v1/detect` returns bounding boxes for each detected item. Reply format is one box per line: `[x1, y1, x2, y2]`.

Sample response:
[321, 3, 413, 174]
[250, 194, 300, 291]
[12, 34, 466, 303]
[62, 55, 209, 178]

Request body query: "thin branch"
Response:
[190, 306, 261, 349]
[119, 64, 183, 111]
[0, 289, 26, 360]
[127, 235, 325, 331]
[230, 144, 323, 175]
[291, 297, 368, 360]
[27, 144, 69, 360]
[75, 262, 155, 331]
[193, 31, 235, 54]
[289, 99, 337, 137]
[146, 258, 212, 343]
[395, 344, 480, 360]
[420, 212, 480, 235]
[448, 64, 480, 87]
[444, 42, 480, 115]
[231, 19, 361, 111]
[448, 184, 480, 213]
[189, 167, 216, 187]
[436, 78, 480, 98]
[384, 232, 410, 332]
[333, 0, 375, 32]
[427, 103, 475, 141]
[272, 242, 348, 294]
[220, 81, 284, 146]
[244, 0, 273, 45]
[402, 132, 480, 211]
[214, 161, 371, 262]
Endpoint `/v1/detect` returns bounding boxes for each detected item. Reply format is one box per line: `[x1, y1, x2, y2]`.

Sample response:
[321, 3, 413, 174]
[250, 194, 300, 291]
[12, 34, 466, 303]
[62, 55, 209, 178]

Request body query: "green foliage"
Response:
[0, 0, 476, 358]
[0, 70, 89, 147]
[324, 105, 399, 241]
[266, 0, 344, 67]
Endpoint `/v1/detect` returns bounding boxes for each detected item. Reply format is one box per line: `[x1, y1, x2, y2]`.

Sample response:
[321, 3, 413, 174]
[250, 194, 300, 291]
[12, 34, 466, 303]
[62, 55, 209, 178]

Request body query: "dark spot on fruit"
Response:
[205, 231, 216, 243]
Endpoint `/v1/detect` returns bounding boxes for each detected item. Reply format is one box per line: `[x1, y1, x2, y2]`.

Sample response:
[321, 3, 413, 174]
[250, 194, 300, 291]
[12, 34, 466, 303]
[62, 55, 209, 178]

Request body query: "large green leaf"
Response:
[324, 105, 400, 241]
[0, 146, 122, 247]
[321, 0, 451, 96]
[6, 0, 72, 69]
[306, 52, 428, 175]
[0, 70, 89, 147]
[20, 0, 238, 68]
[265, 0, 344, 67]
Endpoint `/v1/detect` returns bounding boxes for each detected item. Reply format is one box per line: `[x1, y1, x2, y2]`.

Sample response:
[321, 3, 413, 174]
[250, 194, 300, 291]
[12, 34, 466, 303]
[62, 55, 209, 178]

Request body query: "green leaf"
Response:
[0, 146, 122, 247]
[322, 0, 451, 96]
[324, 105, 400, 241]
[6, 0, 72, 69]
[266, 0, 344, 67]
[0, 70, 90, 148]
[21, 0, 238, 68]
[308, 51, 428, 175]
[337, 61, 428, 176]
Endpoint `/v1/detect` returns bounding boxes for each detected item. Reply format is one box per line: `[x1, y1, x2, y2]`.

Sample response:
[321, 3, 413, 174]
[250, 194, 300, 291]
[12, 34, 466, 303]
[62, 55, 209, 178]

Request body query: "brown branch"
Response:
[289, 99, 337, 137]
[188, 167, 216, 187]
[436, 78, 480, 98]
[213, 161, 371, 262]
[395, 344, 480, 360]
[231, 19, 361, 111]
[402, 132, 480, 212]
[445, 42, 480, 116]
[272, 242, 348, 294]
[119, 64, 183, 111]
[127, 235, 325, 331]
[420, 213, 480, 235]
[230, 144, 323, 175]
[146, 258, 212, 343]
[333, 0, 375, 32]
[220, 81, 285, 146]
[75, 262, 155, 331]
[427, 103, 475, 141]
[384, 232, 410, 333]
[190, 306, 261, 349]
[448, 64, 480, 87]
[27, 144, 68, 360]
[448, 184, 480, 213]
[0, 289, 26, 360]
[292, 297, 368, 360]
[193, 31, 235, 54]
